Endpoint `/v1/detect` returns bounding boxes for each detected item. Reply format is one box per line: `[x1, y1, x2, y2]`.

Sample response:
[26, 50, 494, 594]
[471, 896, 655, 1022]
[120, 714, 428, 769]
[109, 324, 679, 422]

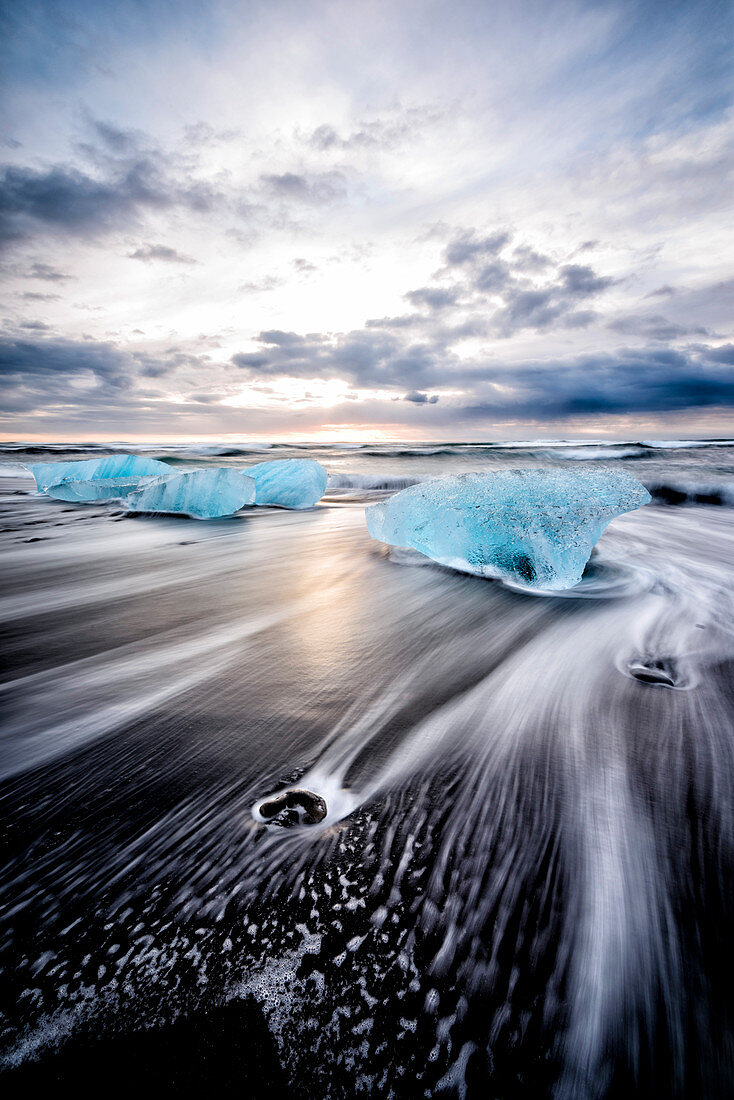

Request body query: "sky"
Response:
[1, 0, 733, 442]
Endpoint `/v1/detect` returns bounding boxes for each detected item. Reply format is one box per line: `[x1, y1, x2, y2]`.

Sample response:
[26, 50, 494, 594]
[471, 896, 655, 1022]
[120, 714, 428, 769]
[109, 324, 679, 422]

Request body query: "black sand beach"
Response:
[1, 440, 734, 1097]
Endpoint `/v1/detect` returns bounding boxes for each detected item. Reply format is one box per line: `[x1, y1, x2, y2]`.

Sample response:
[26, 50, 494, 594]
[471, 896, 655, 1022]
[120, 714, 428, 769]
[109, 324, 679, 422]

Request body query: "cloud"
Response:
[91, 119, 140, 155]
[0, 120, 224, 249]
[24, 262, 72, 281]
[0, 162, 165, 245]
[458, 345, 734, 420]
[443, 229, 512, 267]
[474, 260, 513, 292]
[229, 318, 734, 419]
[558, 264, 616, 297]
[127, 243, 197, 264]
[404, 286, 459, 310]
[416, 228, 619, 335]
[232, 326, 445, 390]
[3, 329, 733, 433]
[511, 245, 551, 272]
[0, 335, 133, 382]
[260, 171, 348, 205]
[645, 284, 677, 299]
[293, 257, 317, 273]
[404, 390, 439, 403]
[238, 274, 283, 293]
[20, 291, 60, 301]
[608, 313, 711, 341]
[307, 105, 448, 152]
[1, 3, 731, 438]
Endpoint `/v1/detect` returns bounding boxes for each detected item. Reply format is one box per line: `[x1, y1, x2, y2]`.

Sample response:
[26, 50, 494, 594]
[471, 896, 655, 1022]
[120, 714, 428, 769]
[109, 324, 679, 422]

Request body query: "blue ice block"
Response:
[128, 468, 256, 519]
[365, 467, 651, 590]
[28, 453, 171, 492]
[44, 476, 159, 502]
[246, 459, 328, 509]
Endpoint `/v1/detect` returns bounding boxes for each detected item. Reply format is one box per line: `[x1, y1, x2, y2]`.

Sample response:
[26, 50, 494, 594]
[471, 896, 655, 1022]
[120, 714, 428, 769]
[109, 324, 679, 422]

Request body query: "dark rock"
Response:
[628, 657, 677, 687]
[259, 788, 327, 827]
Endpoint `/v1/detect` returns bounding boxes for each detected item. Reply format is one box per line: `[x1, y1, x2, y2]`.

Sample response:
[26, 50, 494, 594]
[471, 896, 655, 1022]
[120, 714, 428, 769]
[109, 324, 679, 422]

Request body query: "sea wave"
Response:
[646, 480, 734, 507]
[327, 473, 427, 491]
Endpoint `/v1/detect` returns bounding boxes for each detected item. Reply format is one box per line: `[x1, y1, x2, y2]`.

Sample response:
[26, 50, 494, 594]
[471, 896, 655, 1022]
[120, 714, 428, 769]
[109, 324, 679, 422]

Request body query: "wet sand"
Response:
[1, 467, 734, 1097]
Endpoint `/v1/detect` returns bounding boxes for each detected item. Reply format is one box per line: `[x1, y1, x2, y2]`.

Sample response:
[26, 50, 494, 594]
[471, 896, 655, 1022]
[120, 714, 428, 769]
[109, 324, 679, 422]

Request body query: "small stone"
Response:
[627, 658, 677, 687]
[259, 788, 327, 827]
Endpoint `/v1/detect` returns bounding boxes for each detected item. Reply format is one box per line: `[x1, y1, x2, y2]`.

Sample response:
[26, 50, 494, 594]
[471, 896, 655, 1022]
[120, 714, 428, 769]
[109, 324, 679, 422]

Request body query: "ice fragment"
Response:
[246, 459, 327, 509]
[128, 468, 256, 519]
[365, 467, 651, 590]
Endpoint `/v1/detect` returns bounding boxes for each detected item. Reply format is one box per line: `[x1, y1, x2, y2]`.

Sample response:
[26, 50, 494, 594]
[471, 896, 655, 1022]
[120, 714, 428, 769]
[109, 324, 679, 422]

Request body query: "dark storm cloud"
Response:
[459, 345, 734, 420]
[128, 243, 197, 263]
[0, 119, 225, 249]
[230, 314, 734, 420]
[0, 162, 168, 245]
[703, 343, 734, 365]
[4, 332, 733, 429]
[0, 335, 134, 385]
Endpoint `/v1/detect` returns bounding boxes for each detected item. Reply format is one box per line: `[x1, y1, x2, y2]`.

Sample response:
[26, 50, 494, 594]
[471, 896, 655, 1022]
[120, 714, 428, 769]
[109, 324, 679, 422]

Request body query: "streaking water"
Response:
[1, 439, 733, 1097]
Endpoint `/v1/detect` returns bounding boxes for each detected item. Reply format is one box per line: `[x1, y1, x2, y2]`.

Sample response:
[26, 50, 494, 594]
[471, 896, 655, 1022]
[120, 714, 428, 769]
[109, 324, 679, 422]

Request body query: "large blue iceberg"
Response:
[245, 459, 328, 509]
[27, 453, 171, 492]
[128, 468, 256, 519]
[365, 467, 651, 590]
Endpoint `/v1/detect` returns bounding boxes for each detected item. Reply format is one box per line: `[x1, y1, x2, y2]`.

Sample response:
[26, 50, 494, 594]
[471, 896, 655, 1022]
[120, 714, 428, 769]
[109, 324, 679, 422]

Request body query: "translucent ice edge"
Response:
[28, 453, 171, 491]
[245, 458, 328, 509]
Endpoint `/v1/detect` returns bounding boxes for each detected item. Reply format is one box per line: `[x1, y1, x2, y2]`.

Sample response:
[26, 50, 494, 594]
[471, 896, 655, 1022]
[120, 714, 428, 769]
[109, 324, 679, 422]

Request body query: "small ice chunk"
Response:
[128, 468, 256, 519]
[44, 476, 159, 502]
[365, 467, 651, 590]
[246, 459, 327, 509]
[28, 453, 171, 492]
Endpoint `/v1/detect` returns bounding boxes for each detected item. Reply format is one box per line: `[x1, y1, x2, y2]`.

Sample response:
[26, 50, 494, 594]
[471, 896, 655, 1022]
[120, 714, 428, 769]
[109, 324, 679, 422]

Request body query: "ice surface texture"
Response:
[365, 467, 651, 590]
[26, 455, 327, 517]
[246, 459, 328, 509]
[128, 468, 256, 519]
[28, 453, 171, 492]
[44, 476, 160, 502]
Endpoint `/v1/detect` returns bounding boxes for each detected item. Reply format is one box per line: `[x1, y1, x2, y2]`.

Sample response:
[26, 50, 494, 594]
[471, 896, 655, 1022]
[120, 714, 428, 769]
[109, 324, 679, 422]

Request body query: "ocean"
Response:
[1, 438, 733, 1097]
